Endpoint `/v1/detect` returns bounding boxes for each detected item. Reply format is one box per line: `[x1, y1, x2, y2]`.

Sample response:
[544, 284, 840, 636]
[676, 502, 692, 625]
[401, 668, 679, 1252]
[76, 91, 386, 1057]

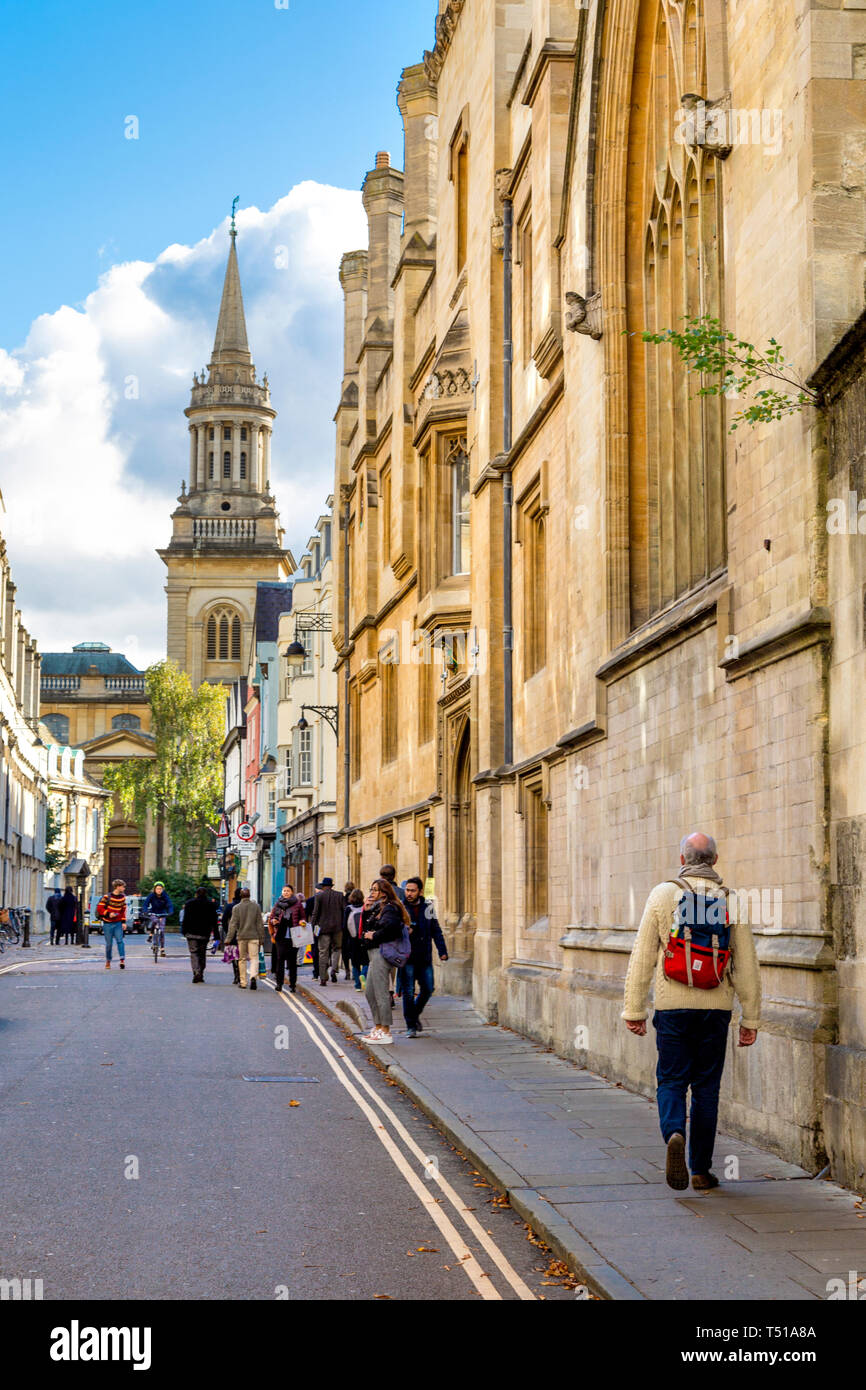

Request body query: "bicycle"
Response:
[144, 914, 167, 963]
[1, 909, 21, 945]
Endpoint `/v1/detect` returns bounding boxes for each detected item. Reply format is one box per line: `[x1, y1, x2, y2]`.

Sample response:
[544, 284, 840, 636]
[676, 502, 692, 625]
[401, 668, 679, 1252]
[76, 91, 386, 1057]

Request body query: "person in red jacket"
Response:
[97, 880, 127, 971]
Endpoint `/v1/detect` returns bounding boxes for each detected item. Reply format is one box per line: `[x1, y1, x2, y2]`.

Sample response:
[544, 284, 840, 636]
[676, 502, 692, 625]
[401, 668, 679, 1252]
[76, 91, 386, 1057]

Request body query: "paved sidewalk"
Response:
[298, 971, 866, 1301]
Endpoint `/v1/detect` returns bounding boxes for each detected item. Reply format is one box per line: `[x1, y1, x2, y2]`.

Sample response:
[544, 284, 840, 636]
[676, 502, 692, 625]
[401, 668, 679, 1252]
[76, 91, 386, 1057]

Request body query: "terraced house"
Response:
[0, 528, 46, 918]
[333, 0, 866, 1189]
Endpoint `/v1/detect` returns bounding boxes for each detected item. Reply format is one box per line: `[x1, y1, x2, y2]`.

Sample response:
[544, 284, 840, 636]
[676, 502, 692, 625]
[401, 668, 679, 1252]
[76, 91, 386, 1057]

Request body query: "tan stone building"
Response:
[0, 531, 47, 917]
[43, 737, 112, 909]
[159, 225, 294, 689]
[332, 0, 866, 1187]
[40, 643, 156, 889]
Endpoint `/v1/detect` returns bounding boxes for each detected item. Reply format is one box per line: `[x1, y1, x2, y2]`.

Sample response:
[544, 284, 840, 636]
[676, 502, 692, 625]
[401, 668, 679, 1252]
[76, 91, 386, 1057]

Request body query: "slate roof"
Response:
[254, 582, 293, 645]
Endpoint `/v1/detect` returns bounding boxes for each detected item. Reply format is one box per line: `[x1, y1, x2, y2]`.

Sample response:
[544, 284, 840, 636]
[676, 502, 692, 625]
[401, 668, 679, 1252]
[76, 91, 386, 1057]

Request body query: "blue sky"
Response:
[0, 0, 435, 664]
[2, 0, 433, 344]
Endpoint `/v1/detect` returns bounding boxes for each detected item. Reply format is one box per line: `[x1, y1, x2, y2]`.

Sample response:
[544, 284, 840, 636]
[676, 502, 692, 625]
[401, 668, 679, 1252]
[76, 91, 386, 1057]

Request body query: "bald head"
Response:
[680, 832, 718, 868]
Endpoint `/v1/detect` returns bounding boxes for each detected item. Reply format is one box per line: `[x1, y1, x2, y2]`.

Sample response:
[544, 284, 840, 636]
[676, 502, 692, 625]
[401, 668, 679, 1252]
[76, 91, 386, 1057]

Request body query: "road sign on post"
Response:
[236, 822, 256, 843]
[216, 813, 231, 851]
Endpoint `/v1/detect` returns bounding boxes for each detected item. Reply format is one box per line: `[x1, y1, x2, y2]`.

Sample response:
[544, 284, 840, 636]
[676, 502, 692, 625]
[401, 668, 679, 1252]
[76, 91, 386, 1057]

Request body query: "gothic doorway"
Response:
[450, 718, 475, 937]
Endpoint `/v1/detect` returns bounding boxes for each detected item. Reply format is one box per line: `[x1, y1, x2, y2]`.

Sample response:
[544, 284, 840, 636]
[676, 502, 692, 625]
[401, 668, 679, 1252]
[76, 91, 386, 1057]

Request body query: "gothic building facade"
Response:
[333, 0, 866, 1188]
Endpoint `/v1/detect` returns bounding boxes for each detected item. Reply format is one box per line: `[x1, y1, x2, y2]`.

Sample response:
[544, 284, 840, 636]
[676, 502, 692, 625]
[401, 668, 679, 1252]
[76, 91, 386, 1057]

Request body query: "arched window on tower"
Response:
[206, 607, 243, 666]
[240, 452, 247, 479]
[223, 451, 231, 479]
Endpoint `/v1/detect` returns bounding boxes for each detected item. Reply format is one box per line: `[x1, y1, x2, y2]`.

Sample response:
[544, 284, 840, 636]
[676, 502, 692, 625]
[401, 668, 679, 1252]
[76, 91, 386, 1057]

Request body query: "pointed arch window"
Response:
[626, 0, 726, 628]
[231, 616, 241, 662]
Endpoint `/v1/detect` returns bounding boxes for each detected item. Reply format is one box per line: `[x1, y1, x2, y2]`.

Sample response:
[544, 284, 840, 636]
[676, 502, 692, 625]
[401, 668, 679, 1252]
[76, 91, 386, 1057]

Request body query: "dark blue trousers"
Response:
[401, 962, 434, 1029]
[653, 1009, 731, 1175]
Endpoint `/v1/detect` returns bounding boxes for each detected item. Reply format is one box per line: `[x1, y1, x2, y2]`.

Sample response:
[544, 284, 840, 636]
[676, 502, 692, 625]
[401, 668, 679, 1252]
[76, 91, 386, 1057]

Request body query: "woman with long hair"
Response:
[360, 877, 409, 1045]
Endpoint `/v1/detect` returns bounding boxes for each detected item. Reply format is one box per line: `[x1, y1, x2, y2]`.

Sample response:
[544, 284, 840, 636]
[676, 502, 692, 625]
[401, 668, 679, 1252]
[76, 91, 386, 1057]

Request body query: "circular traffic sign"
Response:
[236, 822, 256, 843]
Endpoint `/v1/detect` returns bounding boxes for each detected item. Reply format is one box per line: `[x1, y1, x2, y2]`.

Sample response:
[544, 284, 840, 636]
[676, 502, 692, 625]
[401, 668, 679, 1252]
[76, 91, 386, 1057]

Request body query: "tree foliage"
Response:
[636, 315, 820, 432]
[44, 804, 67, 873]
[104, 661, 225, 871]
[138, 868, 218, 924]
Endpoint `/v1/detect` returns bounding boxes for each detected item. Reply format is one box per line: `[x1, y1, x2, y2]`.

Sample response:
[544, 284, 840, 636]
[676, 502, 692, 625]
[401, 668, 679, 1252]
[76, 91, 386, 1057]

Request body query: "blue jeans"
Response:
[401, 962, 434, 1029]
[103, 922, 125, 961]
[653, 1009, 731, 1175]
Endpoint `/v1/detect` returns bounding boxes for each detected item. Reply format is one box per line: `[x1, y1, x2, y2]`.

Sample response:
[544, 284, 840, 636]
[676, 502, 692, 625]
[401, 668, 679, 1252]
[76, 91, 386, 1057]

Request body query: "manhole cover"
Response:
[242, 1076, 320, 1084]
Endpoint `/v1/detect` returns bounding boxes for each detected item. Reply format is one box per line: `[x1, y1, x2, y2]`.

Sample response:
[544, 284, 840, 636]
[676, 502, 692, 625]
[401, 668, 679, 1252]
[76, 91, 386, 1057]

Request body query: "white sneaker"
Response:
[367, 1031, 393, 1046]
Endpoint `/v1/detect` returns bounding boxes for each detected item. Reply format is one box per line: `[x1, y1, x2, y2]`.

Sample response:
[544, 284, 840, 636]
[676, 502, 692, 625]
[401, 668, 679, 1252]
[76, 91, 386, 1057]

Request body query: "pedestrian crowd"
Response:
[37, 829, 763, 1194]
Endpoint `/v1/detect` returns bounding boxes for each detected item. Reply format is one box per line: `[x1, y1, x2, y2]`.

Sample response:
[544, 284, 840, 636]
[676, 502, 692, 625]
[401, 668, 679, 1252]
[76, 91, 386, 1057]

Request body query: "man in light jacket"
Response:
[225, 889, 267, 991]
[311, 878, 345, 985]
[622, 832, 761, 1193]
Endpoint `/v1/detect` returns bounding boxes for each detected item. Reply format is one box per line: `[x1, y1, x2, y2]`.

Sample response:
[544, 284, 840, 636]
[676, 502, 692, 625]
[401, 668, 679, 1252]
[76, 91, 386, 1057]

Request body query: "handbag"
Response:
[380, 924, 411, 969]
[291, 922, 313, 952]
[222, 944, 239, 963]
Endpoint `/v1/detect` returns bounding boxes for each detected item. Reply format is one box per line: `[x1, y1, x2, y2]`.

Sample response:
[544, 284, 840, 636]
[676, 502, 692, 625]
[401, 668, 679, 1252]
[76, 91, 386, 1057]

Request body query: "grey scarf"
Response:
[679, 863, 722, 883]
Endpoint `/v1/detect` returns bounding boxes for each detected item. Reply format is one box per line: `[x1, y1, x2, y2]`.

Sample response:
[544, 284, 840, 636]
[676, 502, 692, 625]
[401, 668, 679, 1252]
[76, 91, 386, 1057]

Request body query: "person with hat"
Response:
[310, 877, 345, 986]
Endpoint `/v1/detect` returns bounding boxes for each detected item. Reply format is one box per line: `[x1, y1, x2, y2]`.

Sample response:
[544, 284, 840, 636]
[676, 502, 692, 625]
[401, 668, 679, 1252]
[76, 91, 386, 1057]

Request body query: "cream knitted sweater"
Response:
[622, 870, 762, 1030]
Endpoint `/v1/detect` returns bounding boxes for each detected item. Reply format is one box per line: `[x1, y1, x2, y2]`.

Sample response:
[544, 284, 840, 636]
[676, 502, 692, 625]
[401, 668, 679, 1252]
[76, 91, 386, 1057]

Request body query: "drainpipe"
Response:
[342, 496, 352, 843]
[502, 195, 514, 769]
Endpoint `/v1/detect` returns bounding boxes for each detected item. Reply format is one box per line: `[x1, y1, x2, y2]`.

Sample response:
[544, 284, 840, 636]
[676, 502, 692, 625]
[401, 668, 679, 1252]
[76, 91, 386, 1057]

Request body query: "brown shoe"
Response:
[665, 1133, 689, 1190]
[691, 1172, 720, 1192]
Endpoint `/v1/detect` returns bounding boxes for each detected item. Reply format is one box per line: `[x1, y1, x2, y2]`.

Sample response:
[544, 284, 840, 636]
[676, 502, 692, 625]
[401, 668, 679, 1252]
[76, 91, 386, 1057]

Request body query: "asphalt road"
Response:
[0, 939, 578, 1302]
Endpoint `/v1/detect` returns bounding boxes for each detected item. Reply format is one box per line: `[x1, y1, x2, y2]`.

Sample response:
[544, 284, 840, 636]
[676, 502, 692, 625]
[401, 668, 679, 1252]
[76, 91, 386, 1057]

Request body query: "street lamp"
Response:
[284, 609, 333, 668]
[298, 705, 339, 737]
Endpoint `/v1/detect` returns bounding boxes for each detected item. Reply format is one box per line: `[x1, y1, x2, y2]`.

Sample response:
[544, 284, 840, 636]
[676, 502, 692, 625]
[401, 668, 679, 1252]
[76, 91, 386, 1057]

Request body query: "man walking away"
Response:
[311, 877, 345, 986]
[225, 889, 267, 991]
[402, 878, 448, 1038]
[181, 887, 218, 984]
[380, 865, 406, 905]
[269, 884, 302, 994]
[622, 832, 761, 1192]
[96, 881, 126, 969]
[46, 889, 63, 945]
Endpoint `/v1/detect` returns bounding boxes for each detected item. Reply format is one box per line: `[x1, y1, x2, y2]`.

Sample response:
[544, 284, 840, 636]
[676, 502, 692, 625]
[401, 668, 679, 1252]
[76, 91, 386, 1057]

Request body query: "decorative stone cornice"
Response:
[422, 0, 465, 84]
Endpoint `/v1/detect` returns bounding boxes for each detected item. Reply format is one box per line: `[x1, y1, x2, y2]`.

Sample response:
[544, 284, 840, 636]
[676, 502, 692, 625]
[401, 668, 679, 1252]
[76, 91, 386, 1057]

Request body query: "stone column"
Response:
[196, 424, 206, 491]
[249, 424, 259, 494]
[263, 429, 272, 491]
[189, 426, 196, 489]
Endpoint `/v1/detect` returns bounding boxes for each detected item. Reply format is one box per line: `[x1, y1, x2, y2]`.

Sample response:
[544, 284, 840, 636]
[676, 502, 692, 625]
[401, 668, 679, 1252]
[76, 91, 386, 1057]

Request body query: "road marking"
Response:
[269, 986, 501, 1299]
[271, 985, 535, 1301]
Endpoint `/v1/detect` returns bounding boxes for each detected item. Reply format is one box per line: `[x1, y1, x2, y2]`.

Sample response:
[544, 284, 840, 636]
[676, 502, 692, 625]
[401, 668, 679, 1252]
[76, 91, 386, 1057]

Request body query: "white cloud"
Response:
[0, 182, 367, 665]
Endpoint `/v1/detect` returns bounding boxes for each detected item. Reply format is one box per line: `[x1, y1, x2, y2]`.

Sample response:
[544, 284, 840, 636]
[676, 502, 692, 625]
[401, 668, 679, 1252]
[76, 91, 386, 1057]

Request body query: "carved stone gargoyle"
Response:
[565, 291, 603, 341]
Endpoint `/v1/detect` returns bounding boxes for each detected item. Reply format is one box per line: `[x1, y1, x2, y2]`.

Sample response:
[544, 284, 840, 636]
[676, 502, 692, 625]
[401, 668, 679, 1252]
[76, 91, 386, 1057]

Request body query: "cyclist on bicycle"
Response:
[142, 882, 173, 957]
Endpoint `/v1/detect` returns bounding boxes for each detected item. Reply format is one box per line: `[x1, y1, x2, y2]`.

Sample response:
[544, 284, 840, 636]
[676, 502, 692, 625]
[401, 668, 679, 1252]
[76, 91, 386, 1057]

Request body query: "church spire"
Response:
[211, 220, 251, 366]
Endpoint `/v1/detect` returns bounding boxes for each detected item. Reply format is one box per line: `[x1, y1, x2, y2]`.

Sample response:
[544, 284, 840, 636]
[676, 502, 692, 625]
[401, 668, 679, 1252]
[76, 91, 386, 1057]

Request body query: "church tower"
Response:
[159, 223, 294, 687]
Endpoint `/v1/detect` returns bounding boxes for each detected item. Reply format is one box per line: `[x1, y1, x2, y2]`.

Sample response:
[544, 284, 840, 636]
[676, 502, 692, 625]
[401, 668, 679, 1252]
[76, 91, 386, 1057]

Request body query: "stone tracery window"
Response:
[626, 0, 726, 628]
[206, 607, 243, 663]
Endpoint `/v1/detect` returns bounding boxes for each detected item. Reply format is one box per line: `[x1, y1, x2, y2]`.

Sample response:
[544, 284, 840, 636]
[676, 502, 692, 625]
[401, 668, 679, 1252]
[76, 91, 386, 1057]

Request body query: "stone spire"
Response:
[211, 232, 251, 366]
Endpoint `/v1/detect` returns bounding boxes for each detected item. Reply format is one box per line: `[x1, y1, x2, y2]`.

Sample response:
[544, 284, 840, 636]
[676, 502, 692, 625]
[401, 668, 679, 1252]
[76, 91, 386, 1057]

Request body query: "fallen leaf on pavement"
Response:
[416, 1246, 438, 1253]
[288, 1100, 301, 1107]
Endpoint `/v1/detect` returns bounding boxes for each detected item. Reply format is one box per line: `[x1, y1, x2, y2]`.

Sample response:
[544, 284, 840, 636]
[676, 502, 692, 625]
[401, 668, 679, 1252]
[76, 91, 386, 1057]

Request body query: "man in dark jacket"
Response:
[59, 886, 80, 947]
[311, 878, 345, 985]
[181, 887, 218, 984]
[402, 878, 448, 1038]
[46, 890, 64, 945]
[268, 884, 303, 994]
